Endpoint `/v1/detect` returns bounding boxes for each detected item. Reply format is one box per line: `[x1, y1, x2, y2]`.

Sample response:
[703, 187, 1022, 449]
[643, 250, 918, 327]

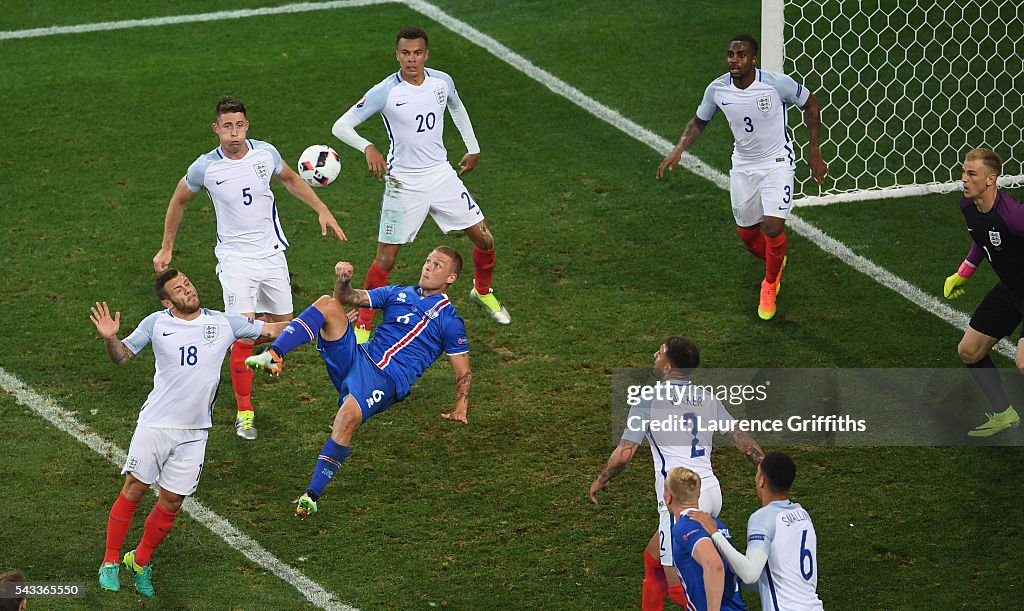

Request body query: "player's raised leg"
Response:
[464, 221, 511, 325]
[246, 299, 337, 374]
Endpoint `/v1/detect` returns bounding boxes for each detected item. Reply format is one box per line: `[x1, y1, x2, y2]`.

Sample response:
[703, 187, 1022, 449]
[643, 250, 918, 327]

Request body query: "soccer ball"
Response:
[297, 145, 341, 187]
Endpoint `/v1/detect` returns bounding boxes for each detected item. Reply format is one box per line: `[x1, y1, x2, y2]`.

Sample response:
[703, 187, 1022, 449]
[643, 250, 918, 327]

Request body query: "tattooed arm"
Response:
[89, 302, 136, 365]
[441, 353, 471, 424]
[589, 440, 639, 504]
[333, 261, 372, 308]
[726, 429, 765, 467]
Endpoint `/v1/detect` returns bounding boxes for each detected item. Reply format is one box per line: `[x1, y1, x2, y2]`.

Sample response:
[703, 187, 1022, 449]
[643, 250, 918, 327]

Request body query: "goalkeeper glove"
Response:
[944, 272, 969, 299]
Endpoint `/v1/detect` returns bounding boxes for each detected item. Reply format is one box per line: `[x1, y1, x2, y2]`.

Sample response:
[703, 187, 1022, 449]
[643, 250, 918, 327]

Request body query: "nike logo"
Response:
[162, 332, 176, 336]
[396, 102, 408, 106]
[720, 102, 733, 106]
[778, 206, 790, 211]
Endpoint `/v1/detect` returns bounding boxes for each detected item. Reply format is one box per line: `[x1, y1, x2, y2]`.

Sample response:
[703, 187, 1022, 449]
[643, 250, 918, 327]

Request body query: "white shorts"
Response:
[657, 481, 723, 567]
[378, 166, 485, 244]
[122, 426, 208, 496]
[216, 252, 293, 315]
[730, 164, 795, 227]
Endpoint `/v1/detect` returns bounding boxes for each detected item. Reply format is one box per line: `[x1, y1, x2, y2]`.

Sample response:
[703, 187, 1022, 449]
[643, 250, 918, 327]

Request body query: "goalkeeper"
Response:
[944, 148, 1024, 437]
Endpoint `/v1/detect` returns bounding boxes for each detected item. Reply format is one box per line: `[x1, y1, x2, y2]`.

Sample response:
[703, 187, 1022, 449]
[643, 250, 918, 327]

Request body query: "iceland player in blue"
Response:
[246, 246, 472, 518]
[666, 467, 746, 611]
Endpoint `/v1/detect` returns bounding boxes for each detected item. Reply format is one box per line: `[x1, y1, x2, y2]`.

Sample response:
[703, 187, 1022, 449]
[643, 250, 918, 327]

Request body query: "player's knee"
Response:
[158, 493, 185, 513]
[314, 294, 341, 316]
[957, 341, 984, 364]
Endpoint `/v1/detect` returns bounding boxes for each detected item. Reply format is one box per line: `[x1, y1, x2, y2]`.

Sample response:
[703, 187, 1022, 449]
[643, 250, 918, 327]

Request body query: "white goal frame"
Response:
[762, 0, 1024, 206]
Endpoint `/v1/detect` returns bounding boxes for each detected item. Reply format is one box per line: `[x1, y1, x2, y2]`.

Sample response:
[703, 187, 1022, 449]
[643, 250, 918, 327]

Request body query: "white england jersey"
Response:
[349, 69, 474, 176]
[122, 308, 264, 429]
[184, 140, 287, 261]
[696, 70, 811, 170]
[746, 500, 824, 611]
[621, 380, 736, 506]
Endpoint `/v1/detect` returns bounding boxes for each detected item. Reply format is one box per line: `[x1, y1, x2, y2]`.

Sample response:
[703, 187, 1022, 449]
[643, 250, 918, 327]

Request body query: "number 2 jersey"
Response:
[122, 308, 264, 429]
[746, 500, 824, 611]
[621, 380, 736, 507]
[696, 69, 812, 171]
[183, 140, 288, 262]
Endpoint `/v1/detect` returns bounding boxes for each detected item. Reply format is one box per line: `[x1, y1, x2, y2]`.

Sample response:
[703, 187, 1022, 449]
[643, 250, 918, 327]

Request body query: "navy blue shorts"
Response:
[317, 323, 399, 421]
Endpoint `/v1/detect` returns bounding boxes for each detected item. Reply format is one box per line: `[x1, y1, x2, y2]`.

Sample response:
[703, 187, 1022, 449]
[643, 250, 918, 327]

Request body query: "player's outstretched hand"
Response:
[89, 302, 120, 339]
[458, 153, 479, 176]
[809, 150, 830, 185]
[656, 150, 682, 180]
[944, 272, 969, 299]
[689, 511, 719, 535]
[319, 212, 347, 242]
[441, 408, 468, 424]
[588, 478, 607, 504]
[335, 261, 355, 282]
[365, 145, 387, 180]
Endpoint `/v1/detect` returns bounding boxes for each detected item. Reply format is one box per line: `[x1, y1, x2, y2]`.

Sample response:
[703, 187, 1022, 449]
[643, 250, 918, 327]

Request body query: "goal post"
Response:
[762, 0, 1024, 206]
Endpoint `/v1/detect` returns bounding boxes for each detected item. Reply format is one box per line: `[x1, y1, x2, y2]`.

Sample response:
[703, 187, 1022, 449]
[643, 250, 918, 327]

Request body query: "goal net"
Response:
[764, 0, 1024, 206]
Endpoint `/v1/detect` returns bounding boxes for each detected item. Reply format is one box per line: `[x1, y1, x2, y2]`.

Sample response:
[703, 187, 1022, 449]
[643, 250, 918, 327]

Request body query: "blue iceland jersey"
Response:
[362, 285, 469, 399]
[672, 511, 746, 611]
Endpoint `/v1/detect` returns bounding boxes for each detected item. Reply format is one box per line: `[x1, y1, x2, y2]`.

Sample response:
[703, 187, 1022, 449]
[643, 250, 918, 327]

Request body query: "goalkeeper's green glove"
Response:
[944, 261, 976, 299]
[944, 273, 968, 299]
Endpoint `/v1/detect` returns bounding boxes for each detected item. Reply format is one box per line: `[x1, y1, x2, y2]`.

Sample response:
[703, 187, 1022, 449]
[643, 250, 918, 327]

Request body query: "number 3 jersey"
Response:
[122, 309, 264, 429]
[184, 140, 287, 262]
[621, 380, 737, 506]
[696, 69, 811, 171]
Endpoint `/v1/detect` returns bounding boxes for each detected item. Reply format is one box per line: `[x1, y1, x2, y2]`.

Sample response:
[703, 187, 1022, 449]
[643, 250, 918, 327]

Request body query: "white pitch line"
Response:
[407, 0, 1015, 360]
[0, 0, 390, 40]
[0, 366, 355, 611]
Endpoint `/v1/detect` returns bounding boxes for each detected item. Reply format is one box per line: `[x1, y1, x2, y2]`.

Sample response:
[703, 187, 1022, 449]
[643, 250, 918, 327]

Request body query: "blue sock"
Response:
[271, 306, 326, 357]
[305, 438, 350, 500]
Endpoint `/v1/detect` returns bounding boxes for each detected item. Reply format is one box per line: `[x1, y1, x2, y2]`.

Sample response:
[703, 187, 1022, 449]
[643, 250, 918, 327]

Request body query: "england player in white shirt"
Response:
[332, 27, 511, 343]
[153, 96, 346, 440]
[657, 34, 828, 322]
[691, 451, 825, 611]
[589, 337, 764, 610]
[91, 269, 287, 597]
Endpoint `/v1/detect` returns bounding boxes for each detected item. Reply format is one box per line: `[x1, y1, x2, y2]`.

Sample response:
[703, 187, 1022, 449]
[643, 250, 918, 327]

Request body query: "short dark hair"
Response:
[432, 245, 463, 278]
[0, 569, 26, 610]
[664, 336, 700, 372]
[761, 451, 797, 494]
[729, 34, 759, 55]
[215, 96, 247, 118]
[155, 268, 181, 301]
[397, 26, 428, 47]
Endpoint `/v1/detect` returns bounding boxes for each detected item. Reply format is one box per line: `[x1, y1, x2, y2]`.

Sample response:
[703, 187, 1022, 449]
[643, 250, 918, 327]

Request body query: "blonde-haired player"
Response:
[664, 467, 745, 611]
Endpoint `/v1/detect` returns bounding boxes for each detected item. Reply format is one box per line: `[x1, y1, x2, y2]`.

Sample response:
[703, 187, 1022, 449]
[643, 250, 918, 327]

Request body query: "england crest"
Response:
[204, 324, 220, 342]
[434, 87, 447, 106]
[253, 161, 269, 180]
[757, 95, 773, 113]
[989, 230, 1002, 246]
